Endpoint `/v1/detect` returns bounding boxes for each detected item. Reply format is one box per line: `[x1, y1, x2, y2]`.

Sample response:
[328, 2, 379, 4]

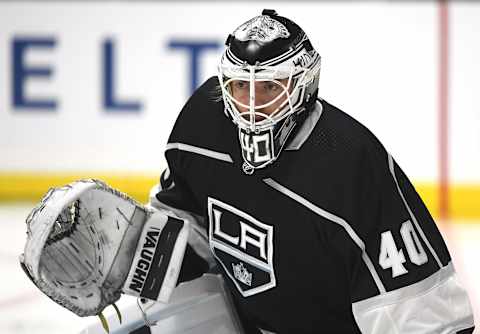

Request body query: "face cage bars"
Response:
[218, 64, 310, 132]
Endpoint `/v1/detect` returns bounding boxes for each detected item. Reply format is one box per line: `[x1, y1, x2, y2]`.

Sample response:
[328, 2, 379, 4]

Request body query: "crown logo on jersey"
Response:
[234, 15, 290, 43]
[232, 262, 252, 286]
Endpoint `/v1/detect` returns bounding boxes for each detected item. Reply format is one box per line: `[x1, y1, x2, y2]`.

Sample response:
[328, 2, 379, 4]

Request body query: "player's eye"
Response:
[263, 82, 279, 92]
[232, 81, 249, 90]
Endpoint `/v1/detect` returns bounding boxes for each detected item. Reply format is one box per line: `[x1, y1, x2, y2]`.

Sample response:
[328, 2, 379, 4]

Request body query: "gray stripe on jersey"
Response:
[165, 143, 234, 163]
[387, 153, 443, 268]
[263, 178, 386, 294]
[285, 101, 323, 151]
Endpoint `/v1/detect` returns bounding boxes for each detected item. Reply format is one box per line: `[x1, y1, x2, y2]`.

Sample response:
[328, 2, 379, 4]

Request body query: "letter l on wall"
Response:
[102, 38, 142, 112]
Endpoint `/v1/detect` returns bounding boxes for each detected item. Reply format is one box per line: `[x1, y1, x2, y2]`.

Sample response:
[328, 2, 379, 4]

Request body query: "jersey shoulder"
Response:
[307, 99, 388, 168]
[320, 100, 385, 151]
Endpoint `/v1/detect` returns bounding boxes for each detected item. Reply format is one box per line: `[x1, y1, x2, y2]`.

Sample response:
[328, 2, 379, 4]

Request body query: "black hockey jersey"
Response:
[154, 77, 474, 333]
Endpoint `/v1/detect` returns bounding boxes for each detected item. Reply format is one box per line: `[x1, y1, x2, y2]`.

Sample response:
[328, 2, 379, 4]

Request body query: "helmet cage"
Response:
[218, 63, 312, 133]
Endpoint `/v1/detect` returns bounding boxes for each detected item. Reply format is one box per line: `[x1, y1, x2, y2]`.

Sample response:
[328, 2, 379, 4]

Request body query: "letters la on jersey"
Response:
[208, 197, 276, 297]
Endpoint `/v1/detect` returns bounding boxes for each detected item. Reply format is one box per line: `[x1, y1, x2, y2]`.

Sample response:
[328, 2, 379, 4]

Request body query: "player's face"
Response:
[229, 79, 290, 120]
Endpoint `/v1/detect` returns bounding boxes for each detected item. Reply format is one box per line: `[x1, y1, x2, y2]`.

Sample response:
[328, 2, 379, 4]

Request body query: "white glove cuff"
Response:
[123, 211, 189, 303]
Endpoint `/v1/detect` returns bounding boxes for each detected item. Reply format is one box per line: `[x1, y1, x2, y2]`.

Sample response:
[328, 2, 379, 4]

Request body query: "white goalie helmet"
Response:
[218, 9, 321, 174]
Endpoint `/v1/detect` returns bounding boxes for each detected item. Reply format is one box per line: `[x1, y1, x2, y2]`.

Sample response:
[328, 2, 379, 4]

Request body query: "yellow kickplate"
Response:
[0, 173, 479, 221]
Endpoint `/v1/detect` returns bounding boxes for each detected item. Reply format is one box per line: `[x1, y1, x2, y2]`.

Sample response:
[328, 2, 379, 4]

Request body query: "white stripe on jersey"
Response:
[352, 261, 474, 334]
[166, 142, 234, 163]
[263, 177, 386, 294]
[387, 153, 443, 268]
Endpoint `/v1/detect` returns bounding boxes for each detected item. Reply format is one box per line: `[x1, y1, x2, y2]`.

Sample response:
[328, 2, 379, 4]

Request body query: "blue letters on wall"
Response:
[103, 38, 143, 112]
[168, 40, 220, 96]
[10, 36, 221, 113]
[12, 37, 57, 111]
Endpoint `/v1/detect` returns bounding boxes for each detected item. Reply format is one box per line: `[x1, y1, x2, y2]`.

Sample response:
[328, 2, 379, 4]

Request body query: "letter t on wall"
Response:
[167, 40, 220, 96]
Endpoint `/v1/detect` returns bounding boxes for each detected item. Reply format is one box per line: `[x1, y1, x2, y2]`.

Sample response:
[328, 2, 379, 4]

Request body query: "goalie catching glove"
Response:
[19, 179, 189, 329]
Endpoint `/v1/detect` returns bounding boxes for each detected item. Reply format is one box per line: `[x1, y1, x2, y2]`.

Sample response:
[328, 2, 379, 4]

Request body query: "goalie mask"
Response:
[218, 9, 321, 174]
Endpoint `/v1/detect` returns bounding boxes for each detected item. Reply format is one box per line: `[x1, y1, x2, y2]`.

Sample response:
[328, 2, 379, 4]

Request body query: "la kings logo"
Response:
[208, 197, 276, 297]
